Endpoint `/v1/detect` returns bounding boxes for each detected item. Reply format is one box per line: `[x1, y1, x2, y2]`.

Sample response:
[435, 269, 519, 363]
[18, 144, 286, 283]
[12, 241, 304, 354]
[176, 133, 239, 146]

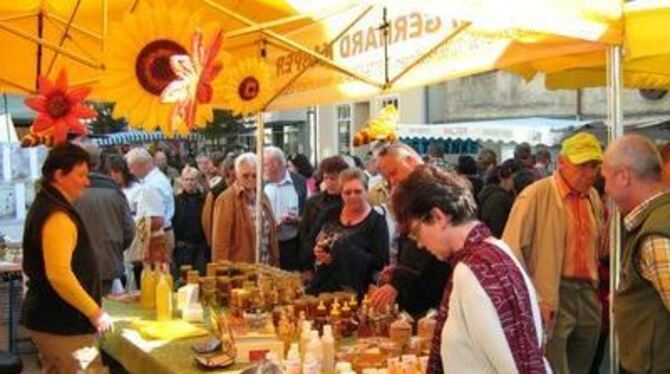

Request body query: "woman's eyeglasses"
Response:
[342, 189, 364, 196]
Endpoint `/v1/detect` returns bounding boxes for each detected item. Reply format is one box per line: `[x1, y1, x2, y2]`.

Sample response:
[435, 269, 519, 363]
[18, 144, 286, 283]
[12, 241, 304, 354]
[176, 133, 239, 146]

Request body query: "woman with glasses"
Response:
[392, 164, 549, 374]
[308, 168, 389, 297]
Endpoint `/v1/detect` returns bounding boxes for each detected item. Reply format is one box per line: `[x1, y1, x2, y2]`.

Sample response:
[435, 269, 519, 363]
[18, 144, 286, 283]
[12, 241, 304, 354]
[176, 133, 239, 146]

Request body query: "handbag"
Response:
[125, 216, 151, 263]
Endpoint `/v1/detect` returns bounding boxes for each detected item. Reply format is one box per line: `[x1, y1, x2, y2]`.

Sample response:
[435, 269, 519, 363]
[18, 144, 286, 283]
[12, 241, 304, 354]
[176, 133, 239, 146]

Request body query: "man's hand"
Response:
[314, 245, 332, 265]
[301, 270, 314, 284]
[377, 265, 395, 285]
[370, 284, 398, 310]
[539, 301, 556, 336]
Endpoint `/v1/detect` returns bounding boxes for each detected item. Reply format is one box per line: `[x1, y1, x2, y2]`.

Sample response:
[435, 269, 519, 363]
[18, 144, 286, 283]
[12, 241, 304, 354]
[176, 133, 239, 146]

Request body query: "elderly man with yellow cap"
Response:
[503, 132, 606, 374]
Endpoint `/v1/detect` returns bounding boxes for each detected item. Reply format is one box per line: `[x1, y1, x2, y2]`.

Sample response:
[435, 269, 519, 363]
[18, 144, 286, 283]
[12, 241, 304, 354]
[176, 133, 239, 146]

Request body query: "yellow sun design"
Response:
[101, 0, 221, 136]
[217, 57, 273, 116]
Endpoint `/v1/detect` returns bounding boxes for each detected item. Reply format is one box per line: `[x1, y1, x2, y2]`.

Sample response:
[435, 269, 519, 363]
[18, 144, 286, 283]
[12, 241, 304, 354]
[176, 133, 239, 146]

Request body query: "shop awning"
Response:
[93, 130, 204, 147]
[398, 117, 595, 146]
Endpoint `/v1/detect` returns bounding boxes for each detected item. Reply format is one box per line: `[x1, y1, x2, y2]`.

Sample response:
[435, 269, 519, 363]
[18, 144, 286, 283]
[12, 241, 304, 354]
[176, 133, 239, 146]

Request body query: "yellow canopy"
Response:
[0, 0, 622, 131]
[509, 0, 670, 89]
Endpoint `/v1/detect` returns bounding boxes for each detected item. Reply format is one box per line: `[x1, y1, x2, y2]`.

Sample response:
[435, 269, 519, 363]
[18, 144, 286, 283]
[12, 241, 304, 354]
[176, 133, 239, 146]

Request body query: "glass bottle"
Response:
[140, 263, 156, 309]
[155, 264, 173, 321]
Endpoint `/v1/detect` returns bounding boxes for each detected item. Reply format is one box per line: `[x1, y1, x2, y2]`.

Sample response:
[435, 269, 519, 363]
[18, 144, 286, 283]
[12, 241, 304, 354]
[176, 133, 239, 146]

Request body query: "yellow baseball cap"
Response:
[560, 132, 603, 164]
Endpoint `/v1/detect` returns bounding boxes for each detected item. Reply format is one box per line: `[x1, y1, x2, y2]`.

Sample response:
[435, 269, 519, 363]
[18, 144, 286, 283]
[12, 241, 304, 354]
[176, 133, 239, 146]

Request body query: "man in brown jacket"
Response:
[211, 153, 278, 266]
[503, 132, 606, 374]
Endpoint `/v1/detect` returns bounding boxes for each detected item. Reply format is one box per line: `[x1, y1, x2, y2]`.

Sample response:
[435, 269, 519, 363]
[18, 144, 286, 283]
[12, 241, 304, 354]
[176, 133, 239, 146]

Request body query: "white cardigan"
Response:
[440, 239, 552, 373]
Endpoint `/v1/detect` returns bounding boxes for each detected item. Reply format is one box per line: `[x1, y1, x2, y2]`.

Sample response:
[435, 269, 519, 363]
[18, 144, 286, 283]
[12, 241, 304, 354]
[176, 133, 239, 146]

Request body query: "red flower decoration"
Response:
[24, 69, 96, 145]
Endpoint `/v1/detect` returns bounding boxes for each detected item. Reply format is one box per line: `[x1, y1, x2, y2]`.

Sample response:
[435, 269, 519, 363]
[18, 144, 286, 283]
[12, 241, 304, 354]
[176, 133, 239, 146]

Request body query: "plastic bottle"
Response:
[321, 325, 336, 374]
[308, 330, 323, 366]
[300, 320, 313, 359]
[303, 352, 318, 374]
[156, 265, 173, 321]
[140, 263, 156, 309]
[164, 263, 174, 291]
[285, 343, 302, 374]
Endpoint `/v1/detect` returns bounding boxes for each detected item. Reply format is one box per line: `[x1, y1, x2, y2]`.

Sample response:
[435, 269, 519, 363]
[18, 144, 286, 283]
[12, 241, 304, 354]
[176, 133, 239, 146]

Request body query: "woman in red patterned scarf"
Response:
[392, 165, 549, 373]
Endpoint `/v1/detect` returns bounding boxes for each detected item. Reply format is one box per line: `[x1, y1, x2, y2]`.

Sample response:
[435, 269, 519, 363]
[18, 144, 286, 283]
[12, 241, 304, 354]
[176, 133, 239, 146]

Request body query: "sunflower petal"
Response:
[32, 114, 54, 132]
[66, 116, 87, 135]
[67, 87, 92, 103]
[25, 96, 47, 112]
[52, 119, 69, 144]
[70, 104, 97, 119]
[55, 70, 68, 92]
[38, 75, 56, 96]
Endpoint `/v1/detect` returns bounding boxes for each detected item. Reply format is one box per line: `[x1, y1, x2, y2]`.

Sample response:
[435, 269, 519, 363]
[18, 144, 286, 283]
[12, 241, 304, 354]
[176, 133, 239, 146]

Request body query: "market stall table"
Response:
[101, 299, 245, 374]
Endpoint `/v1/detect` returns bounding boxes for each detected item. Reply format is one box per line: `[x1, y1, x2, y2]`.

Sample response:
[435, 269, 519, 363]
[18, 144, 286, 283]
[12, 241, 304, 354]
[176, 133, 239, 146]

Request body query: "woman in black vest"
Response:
[21, 143, 113, 373]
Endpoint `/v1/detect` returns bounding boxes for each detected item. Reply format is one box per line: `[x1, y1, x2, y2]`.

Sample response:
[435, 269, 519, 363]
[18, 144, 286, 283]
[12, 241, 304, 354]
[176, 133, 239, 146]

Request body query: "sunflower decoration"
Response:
[161, 28, 227, 135]
[217, 57, 273, 116]
[353, 104, 399, 147]
[22, 69, 96, 147]
[101, 0, 222, 136]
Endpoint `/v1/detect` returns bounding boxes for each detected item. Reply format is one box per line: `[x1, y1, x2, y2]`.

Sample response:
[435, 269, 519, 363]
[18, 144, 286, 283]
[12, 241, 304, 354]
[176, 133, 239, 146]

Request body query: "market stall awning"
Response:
[507, 0, 670, 90]
[93, 130, 204, 147]
[398, 117, 595, 146]
[0, 0, 621, 113]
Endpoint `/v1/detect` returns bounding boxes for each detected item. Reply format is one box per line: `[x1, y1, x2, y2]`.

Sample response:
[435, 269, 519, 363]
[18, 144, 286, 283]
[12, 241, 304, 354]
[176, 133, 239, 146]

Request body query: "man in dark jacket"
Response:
[371, 143, 451, 318]
[477, 159, 520, 238]
[75, 143, 134, 294]
[173, 166, 208, 275]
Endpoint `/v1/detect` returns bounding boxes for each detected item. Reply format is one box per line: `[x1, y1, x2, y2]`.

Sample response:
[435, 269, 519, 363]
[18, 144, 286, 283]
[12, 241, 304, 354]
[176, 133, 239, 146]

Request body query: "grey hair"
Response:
[607, 134, 662, 181]
[235, 152, 257, 172]
[264, 146, 286, 166]
[378, 142, 423, 163]
[125, 147, 153, 165]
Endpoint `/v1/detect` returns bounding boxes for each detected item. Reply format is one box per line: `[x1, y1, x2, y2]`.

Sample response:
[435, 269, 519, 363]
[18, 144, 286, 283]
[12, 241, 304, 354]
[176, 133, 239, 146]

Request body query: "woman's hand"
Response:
[90, 309, 114, 334]
[314, 245, 332, 265]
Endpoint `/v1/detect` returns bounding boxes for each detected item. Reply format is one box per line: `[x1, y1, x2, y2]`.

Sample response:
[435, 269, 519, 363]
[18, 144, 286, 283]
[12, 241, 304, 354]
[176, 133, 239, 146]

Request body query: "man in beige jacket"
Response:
[211, 153, 279, 266]
[503, 132, 606, 374]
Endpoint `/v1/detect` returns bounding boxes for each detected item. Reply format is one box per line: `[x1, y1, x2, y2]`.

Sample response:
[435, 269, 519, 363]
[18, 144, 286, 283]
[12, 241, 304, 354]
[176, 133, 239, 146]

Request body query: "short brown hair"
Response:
[42, 142, 90, 183]
[392, 164, 476, 229]
[338, 168, 368, 190]
[319, 155, 350, 175]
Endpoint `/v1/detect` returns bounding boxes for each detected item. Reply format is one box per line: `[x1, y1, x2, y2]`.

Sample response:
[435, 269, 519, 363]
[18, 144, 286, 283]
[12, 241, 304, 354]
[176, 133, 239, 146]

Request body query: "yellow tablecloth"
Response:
[101, 299, 244, 374]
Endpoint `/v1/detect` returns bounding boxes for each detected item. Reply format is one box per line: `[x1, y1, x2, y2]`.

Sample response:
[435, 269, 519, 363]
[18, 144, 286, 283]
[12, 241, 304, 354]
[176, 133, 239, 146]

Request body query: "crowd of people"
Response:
[18, 132, 670, 373]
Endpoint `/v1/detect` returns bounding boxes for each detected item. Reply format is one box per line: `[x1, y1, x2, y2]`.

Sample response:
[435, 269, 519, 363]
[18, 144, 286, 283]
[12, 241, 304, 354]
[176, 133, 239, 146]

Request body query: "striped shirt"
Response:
[244, 191, 271, 265]
[624, 191, 670, 311]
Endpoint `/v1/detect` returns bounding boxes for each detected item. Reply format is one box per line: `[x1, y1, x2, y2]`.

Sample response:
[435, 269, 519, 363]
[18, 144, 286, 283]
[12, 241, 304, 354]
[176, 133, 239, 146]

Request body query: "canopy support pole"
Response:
[0, 21, 102, 69]
[263, 5, 374, 109]
[607, 44, 623, 374]
[200, 0, 385, 89]
[0, 78, 34, 94]
[46, 0, 83, 76]
[255, 112, 265, 264]
[44, 13, 102, 40]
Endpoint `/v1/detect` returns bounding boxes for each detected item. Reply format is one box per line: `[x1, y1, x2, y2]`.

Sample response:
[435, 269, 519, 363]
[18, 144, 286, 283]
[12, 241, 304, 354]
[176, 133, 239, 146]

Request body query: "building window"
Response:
[336, 104, 352, 154]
